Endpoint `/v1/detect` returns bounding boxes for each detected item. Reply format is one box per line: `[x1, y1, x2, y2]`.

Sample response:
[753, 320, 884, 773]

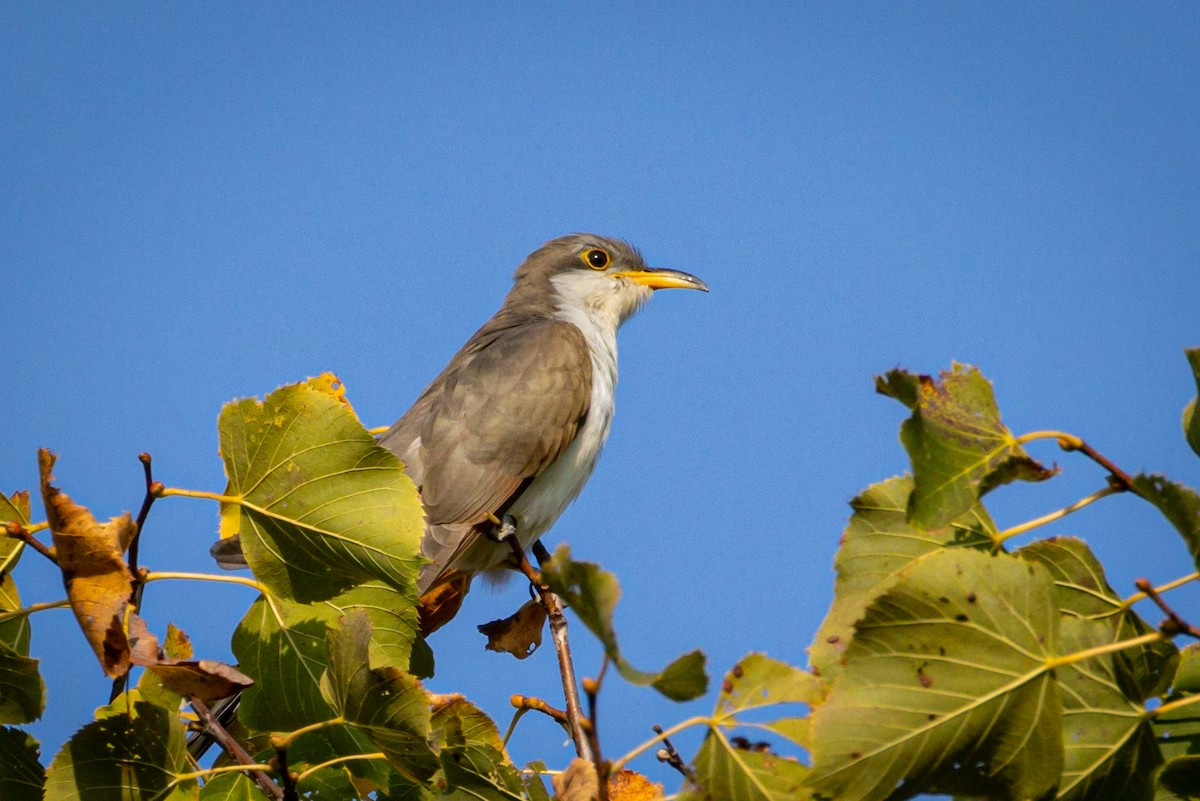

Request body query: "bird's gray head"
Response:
[510, 234, 707, 331]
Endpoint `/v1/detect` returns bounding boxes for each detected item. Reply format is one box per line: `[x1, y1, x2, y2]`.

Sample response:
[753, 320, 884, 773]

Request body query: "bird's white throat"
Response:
[506, 273, 649, 541]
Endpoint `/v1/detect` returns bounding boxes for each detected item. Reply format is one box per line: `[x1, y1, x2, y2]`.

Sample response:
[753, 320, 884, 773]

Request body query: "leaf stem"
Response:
[295, 753, 388, 784]
[0, 598, 71, 623]
[143, 571, 265, 592]
[1015, 430, 1138, 492]
[1042, 630, 1164, 670]
[994, 486, 1120, 544]
[610, 715, 711, 773]
[159, 487, 241, 503]
[1122, 572, 1200, 608]
[271, 716, 346, 749]
[173, 763, 277, 782]
[3, 522, 58, 564]
[1147, 691, 1200, 719]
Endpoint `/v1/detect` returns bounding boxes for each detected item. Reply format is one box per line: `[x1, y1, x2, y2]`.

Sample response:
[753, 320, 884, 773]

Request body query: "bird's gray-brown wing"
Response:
[378, 317, 592, 589]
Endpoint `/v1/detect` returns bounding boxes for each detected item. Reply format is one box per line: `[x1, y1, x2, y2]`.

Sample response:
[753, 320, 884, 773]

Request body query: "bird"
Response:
[379, 234, 707, 631]
[210, 233, 707, 629]
[195, 234, 704, 759]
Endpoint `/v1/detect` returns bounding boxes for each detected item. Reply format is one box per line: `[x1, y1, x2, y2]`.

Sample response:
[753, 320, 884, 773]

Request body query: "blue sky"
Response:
[3, 3, 1199, 790]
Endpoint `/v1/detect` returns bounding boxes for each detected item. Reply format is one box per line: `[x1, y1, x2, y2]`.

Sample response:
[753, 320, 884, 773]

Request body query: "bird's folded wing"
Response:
[415, 318, 593, 526]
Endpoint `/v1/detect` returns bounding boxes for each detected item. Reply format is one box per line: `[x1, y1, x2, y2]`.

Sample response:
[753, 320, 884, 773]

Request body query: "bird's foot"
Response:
[487, 514, 518, 543]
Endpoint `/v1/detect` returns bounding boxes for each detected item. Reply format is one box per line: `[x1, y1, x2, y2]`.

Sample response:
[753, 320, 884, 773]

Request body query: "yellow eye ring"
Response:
[581, 248, 610, 270]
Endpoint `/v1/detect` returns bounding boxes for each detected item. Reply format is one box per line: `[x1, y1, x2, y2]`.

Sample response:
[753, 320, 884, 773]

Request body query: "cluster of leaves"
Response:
[0, 374, 786, 800]
[800, 356, 1200, 801]
[4, 351, 1200, 801]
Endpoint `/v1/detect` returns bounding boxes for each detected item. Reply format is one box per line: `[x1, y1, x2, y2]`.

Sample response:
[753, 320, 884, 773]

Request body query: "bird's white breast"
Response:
[507, 275, 629, 543]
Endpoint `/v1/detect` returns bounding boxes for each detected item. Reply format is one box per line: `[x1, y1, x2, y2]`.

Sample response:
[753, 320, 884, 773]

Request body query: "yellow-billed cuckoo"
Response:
[383, 234, 706, 629]
[212, 234, 706, 629]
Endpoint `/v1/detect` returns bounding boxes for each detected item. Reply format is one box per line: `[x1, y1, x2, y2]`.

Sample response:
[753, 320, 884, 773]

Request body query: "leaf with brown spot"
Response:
[147, 660, 253, 703]
[38, 449, 138, 678]
[478, 599, 546, 659]
[162, 622, 193, 660]
[877, 365, 1055, 528]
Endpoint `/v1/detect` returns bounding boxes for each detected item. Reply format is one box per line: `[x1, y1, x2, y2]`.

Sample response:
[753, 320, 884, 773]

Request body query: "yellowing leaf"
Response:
[608, 769, 663, 801]
[217, 380, 423, 603]
[38, 450, 138, 678]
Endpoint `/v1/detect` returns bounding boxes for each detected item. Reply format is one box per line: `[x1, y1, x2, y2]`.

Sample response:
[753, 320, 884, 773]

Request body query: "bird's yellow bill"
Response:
[614, 267, 709, 291]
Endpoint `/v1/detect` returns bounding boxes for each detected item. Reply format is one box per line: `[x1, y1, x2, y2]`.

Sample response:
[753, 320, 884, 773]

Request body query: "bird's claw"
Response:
[488, 514, 517, 543]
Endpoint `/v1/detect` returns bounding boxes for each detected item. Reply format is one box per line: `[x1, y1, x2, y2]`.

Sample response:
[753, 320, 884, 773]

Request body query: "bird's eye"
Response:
[581, 248, 610, 270]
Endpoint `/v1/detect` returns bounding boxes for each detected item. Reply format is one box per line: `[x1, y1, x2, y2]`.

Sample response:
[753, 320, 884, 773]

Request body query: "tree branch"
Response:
[505, 534, 594, 761]
[190, 695, 283, 800]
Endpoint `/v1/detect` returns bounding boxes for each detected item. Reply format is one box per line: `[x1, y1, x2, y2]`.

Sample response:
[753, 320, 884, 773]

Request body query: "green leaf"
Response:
[0, 726, 43, 801]
[686, 742, 809, 801]
[1133, 474, 1200, 571]
[1016, 536, 1178, 699]
[233, 580, 420, 731]
[1159, 755, 1200, 800]
[431, 696, 521, 798]
[0, 640, 43, 724]
[44, 700, 197, 801]
[1176, 646, 1200, 694]
[1183, 348, 1200, 459]
[1055, 616, 1160, 801]
[520, 763, 553, 801]
[1154, 696, 1200, 765]
[808, 548, 1063, 801]
[198, 771, 259, 800]
[809, 475, 996, 682]
[320, 611, 439, 780]
[683, 654, 819, 801]
[877, 364, 1055, 528]
[1154, 696, 1200, 799]
[541, 544, 708, 701]
[218, 378, 424, 603]
[0, 491, 30, 653]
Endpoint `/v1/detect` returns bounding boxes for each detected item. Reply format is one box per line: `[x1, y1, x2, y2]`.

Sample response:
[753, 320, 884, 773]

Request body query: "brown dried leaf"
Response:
[39, 449, 138, 678]
[127, 612, 160, 667]
[147, 659, 254, 703]
[418, 572, 470, 636]
[478, 598, 547, 659]
[608, 770, 663, 801]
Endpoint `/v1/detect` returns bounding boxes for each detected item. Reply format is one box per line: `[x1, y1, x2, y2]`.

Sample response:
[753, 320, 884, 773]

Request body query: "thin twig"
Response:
[1017, 431, 1139, 493]
[583, 677, 609, 801]
[3, 522, 58, 564]
[652, 724, 696, 783]
[127, 452, 160, 573]
[190, 696, 283, 800]
[272, 737, 298, 801]
[112, 454, 163, 704]
[1135, 577, 1200, 639]
[505, 535, 594, 761]
[510, 694, 569, 725]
